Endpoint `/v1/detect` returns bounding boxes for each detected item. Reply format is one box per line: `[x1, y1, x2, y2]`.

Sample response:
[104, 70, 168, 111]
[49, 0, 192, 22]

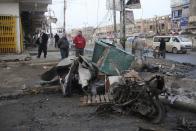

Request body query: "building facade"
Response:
[93, 15, 171, 38]
[171, 0, 190, 31]
[189, 0, 196, 32]
[0, 0, 52, 53]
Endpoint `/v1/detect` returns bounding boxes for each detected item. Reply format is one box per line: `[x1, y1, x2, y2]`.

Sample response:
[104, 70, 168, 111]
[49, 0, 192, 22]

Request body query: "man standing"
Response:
[37, 32, 49, 58]
[159, 38, 166, 59]
[58, 33, 70, 59]
[54, 33, 60, 48]
[133, 35, 146, 60]
[73, 31, 86, 57]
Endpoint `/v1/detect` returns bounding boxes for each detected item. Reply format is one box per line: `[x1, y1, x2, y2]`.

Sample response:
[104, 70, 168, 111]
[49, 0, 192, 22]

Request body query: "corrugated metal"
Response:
[0, 16, 17, 53]
[92, 41, 135, 75]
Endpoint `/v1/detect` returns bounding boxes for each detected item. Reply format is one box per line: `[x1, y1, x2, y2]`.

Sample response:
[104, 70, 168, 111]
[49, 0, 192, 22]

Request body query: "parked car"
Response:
[152, 36, 192, 54]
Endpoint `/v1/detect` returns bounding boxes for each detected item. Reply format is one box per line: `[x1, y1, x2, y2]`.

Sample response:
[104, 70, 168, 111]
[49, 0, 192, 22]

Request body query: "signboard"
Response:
[106, 0, 121, 11]
[126, 0, 141, 9]
[125, 10, 134, 24]
[180, 17, 189, 29]
[171, 0, 190, 7]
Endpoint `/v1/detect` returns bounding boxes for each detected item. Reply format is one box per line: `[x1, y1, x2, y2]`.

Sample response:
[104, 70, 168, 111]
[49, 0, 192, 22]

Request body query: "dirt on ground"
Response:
[0, 58, 196, 131]
[1, 93, 196, 131]
[0, 62, 45, 95]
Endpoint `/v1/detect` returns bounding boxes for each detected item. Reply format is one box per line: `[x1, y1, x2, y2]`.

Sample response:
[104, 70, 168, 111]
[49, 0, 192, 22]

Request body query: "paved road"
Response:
[165, 51, 196, 65]
[86, 48, 196, 65]
[145, 51, 196, 65]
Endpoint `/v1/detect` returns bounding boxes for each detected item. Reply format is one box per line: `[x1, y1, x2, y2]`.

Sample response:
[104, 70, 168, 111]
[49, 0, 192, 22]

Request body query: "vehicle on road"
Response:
[152, 36, 192, 54]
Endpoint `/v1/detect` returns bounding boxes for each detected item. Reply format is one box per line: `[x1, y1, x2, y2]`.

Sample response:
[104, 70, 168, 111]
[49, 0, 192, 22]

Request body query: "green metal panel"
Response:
[92, 40, 134, 75]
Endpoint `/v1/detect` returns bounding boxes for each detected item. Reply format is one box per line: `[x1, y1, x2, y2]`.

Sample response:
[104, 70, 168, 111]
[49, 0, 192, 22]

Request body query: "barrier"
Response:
[0, 16, 17, 53]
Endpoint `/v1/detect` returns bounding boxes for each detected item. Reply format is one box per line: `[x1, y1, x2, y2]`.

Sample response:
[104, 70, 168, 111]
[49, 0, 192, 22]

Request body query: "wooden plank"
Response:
[87, 95, 91, 104]
[96, 95, 100, 103]
[100, 95, 105, 103]
[92, 95, 96, 104]
[104, 94, 110, 103]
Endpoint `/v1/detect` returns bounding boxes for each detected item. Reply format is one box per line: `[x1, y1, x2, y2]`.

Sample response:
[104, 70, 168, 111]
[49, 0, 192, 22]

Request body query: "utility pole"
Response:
[113, 0, 117, 39]
[49, 8, 52, 38]
[120, 0, 126, 50]
[63, 0, 66, 33]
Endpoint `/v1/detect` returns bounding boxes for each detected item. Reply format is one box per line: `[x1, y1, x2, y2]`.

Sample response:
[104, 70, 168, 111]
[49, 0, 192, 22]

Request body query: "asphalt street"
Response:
[165, 51, 196, 65]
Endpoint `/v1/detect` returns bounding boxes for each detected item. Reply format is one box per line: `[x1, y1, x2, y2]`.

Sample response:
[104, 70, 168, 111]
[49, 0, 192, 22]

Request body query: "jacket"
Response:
[41, 33, 49, 46]
[58, 37, 70, 49]
[73, 35, 86, 49]
[133, 38, 146, 50]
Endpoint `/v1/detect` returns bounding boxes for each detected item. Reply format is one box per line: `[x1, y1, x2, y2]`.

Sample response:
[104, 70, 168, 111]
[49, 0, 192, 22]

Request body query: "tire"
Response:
[172, 47, 178, 54]
[183, 50, 187, 54]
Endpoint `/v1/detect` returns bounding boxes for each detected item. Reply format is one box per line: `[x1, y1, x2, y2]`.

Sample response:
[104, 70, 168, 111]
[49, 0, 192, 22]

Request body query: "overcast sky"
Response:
[49, 0, 171, 31]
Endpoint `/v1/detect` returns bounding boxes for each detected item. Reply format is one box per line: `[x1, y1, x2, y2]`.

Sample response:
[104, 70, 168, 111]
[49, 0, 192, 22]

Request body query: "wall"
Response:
[0, 3, 19, 16]
[0, 3, 21, 53]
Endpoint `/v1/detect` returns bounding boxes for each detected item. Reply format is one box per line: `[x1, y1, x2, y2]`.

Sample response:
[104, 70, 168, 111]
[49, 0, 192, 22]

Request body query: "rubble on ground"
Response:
[39, 40, 196, 124]
[146, 58, 195, 78]
[175, 117, 196, 131]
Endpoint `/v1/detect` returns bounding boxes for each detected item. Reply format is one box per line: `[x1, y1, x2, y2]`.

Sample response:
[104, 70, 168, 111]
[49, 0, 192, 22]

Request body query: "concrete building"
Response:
[189, 0, 196, 32]
[131, 15, 172, 35]
[171, 0, 190, 31]
[93, 15, 171, 38]
[0, 0, 52, 53]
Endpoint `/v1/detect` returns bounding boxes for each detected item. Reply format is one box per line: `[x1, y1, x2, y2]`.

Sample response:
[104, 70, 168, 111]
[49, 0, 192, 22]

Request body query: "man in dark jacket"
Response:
[37, 32, 49, 58]
[58, 33, 70, 59]
[54, 33, 60, 48]
[73, 31, 86, 57]
[159, 38, 166, 59]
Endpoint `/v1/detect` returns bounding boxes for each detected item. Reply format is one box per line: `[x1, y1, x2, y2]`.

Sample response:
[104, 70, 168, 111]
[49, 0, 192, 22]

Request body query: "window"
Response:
[163, 37, 171, 42]
[154, 37, 160, 42]
[173, 10, 182, 18]
[178, 37, 190, 42]
[172, 37, 180, 42]
[161, 24, 165, 30]
[150, 25, 153, 30]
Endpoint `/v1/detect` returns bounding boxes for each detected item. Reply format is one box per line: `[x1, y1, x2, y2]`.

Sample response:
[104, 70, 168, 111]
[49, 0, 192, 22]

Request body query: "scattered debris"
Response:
[38, 41, 196, 125]
[60, 56, 98, 96]
[146, 58, 195, 78]
[175, 117, 196, 131]
[96, 75, 166, 123]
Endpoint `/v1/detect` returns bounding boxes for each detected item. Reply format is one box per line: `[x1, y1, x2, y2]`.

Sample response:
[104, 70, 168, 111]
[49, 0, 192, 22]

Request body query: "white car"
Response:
[152, 36, 192, 54]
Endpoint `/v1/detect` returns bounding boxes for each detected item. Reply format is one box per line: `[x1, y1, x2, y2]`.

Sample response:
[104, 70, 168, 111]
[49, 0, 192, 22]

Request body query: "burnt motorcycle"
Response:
[97, 75, 166, 124]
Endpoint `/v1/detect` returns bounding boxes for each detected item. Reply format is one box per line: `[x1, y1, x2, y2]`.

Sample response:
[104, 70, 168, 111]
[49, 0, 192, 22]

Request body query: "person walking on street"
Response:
[36, 32, 49, 58]
[133, 35, 146, 60]
[159, 38, 166, 59]
[73, 31, 86, 57]
[54, 33, 60, 48]
[58, 33, 70, 59]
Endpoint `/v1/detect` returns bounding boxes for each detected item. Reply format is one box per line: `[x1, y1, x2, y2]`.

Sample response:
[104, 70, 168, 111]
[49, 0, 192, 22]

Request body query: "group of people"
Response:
[132, 35, 166, 60]
[36, 31, 86, 59]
